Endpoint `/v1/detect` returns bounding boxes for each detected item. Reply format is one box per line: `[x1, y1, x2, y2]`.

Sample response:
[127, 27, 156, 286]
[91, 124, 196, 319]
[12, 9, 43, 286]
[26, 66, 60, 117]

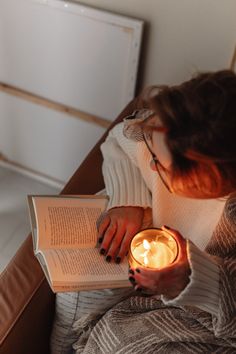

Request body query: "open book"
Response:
[27, 195, 130, 293]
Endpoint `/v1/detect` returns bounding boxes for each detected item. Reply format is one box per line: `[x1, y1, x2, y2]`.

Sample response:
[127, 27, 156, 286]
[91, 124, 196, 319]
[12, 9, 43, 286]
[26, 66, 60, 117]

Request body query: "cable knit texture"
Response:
[73, 112, 236, 353]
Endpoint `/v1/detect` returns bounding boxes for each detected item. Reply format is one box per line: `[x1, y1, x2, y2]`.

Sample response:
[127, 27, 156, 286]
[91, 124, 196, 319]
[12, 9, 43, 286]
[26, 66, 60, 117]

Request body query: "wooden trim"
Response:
[0, 82, 111, 129]
[230, 45, 236, 71]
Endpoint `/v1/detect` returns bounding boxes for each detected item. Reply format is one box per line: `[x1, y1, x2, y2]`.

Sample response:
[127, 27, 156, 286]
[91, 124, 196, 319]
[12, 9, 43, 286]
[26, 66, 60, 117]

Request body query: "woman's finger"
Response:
[133, 269, 179, 295]
[161, 225, 188, 261]
[100, 221, 117, 255]
[161, 225, 185, 244]
[117, 229, 138, 261]
[105, 226, 126, 262]
[97, 213, 111, 241]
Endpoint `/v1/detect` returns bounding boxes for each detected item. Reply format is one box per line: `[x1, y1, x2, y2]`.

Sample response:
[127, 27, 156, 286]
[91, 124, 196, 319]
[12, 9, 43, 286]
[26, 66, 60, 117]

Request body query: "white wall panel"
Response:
[0, 93, 105, 183]
[0, 0, 143, 183]
[0, 0, 143, 120]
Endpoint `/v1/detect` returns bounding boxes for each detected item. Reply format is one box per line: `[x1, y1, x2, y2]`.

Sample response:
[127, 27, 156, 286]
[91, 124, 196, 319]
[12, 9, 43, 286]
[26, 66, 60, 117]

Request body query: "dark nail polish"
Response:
[106, 255, 112, 262]
[115, 257, 121, 264]
[129, 269, 134, 275]
[129, 276, 136, 284]
[164, 225, 170, 229]
[100, 248, 106, 255]
[135, 268, 141, 273]
[98, 237, 103, 243]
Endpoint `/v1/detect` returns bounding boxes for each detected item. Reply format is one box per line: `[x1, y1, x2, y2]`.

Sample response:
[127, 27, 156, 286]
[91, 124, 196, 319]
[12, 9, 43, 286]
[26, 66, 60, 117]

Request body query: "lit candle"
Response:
[129, 228, 178, 269]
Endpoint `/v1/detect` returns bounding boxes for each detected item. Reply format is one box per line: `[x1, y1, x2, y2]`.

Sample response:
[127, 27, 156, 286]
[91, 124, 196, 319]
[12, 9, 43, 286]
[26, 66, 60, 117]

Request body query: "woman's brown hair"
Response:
[143, 70, 236, 198]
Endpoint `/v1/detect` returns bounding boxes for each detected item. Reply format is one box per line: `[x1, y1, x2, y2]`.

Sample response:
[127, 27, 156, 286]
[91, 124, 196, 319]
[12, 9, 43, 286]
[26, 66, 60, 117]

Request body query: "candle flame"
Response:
[132, 233, 178, 268]
[143, 239, 150, 250]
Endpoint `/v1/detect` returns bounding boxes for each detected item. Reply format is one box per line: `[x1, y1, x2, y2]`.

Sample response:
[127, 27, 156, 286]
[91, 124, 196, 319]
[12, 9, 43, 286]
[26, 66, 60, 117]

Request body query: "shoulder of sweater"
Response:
[223, 193, 236, 223]
[106, 121, 144, 150]
[108, 121, 124, 136]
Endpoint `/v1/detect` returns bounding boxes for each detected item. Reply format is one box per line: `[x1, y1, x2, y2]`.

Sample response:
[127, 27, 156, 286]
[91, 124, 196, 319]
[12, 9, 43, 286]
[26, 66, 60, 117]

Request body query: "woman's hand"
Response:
[129, 225, 191, 299]
[97, 206, 146, 263]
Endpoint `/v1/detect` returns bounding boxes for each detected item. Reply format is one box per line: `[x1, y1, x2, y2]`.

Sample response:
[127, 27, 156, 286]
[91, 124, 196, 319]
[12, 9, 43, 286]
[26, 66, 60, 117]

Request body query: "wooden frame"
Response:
[0, 82, 111, 129]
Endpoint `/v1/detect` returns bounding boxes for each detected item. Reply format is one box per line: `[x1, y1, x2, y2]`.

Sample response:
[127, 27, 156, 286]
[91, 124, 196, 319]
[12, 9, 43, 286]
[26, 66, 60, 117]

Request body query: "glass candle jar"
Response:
[129, 228, 178, 269]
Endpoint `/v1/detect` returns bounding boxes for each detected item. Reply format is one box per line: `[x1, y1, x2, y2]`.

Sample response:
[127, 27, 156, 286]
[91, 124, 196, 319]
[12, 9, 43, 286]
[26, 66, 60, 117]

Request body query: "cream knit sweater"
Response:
[101, 119, 225, 317]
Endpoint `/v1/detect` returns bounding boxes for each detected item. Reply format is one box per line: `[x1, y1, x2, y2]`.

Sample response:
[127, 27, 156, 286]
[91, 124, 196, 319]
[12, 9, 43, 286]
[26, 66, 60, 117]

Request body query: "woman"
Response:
[52, 70, 236, 354]
[78, 70, 236, 353]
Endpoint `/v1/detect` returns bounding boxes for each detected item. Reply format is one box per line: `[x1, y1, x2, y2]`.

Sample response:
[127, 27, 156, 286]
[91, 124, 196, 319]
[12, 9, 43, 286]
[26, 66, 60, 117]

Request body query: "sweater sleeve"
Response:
[163, 194, 236, 341]
[162, 241, 220, 316]
[100, 122, 152, 210]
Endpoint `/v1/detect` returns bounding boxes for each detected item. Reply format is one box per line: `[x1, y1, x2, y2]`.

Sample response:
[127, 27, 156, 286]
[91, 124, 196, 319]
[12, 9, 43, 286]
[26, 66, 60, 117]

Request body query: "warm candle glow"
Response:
[129, 229, 178, 269]
[143, 239, 150, 250]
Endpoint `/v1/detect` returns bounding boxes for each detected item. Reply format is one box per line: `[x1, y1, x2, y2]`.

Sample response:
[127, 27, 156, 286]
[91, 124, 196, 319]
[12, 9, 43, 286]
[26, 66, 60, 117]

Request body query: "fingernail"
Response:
[129, 269, 134, 275]
[135, 268, 141, 273]
[100, 248, 106, 255]
[106, 255, 112, 262]
[98, 237, 103, 243]
[129, 276, 136, 284]
[163, 225, 170, 229]
[115, 257, 121, 264]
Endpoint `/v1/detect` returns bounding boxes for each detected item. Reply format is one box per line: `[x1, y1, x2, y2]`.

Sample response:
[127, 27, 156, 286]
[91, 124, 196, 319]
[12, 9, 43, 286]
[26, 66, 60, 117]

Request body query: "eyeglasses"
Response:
[142, 131, 172, 193]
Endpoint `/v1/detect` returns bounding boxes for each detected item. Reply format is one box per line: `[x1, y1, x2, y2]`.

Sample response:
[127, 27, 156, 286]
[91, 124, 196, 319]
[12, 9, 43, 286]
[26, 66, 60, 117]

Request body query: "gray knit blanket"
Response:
[73, 195, 236, 353]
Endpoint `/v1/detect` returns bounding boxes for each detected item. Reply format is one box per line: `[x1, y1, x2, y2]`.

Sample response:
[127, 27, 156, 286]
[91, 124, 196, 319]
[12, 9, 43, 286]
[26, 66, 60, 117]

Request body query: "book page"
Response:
[52, 280, 131, 293]
[31, 195, 108, 250]
[42, 248, 129, 286]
